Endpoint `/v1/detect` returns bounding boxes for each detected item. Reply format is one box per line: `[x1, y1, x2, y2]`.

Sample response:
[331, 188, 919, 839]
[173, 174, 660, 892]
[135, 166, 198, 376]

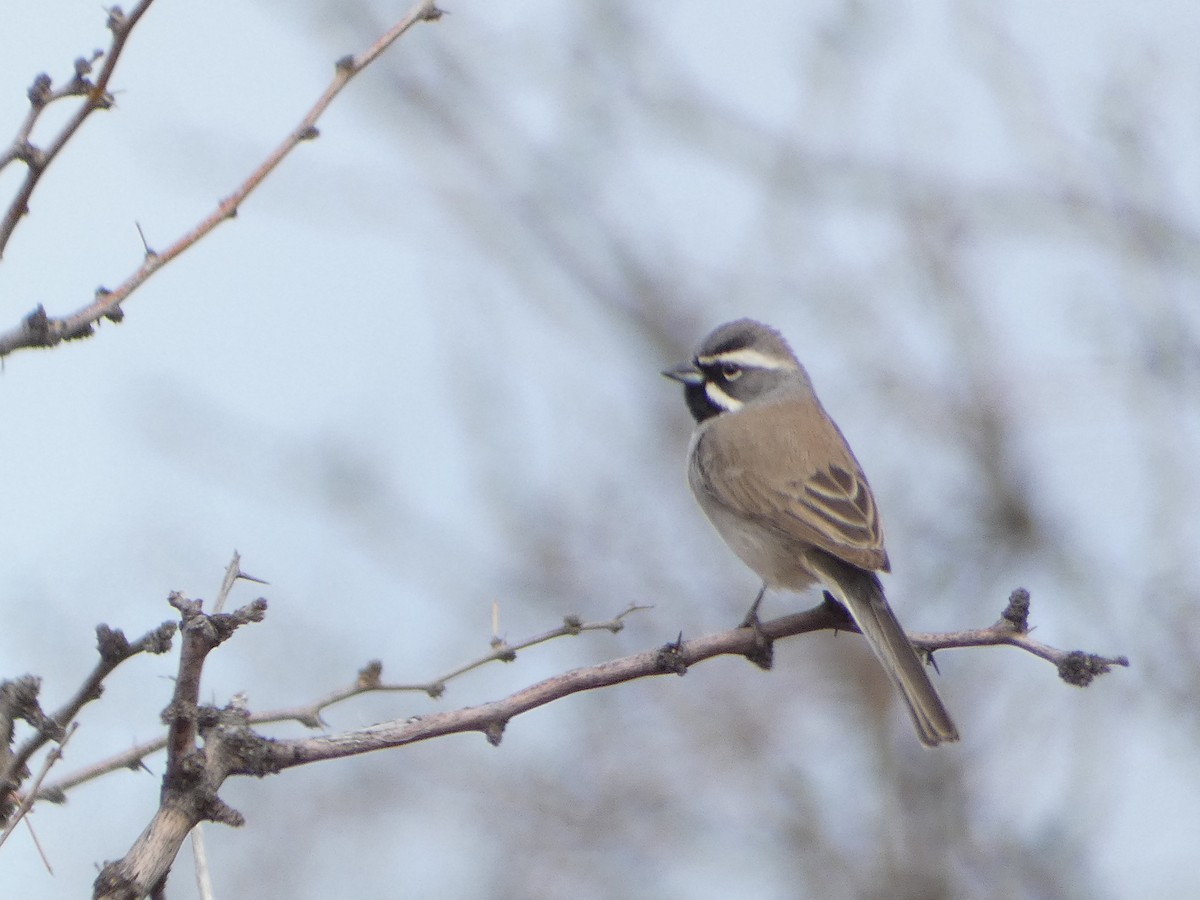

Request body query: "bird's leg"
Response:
[740, 582, 773, 671]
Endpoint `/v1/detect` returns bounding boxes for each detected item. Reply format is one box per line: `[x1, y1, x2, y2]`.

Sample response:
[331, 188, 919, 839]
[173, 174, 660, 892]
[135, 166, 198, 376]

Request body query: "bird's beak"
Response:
[662, 362, 704, 385]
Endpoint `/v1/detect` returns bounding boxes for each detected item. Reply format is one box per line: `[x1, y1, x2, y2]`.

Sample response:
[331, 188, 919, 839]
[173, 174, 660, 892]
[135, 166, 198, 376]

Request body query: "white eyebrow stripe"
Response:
[704, 381, 744, 412]
[697, 348, 797, 370]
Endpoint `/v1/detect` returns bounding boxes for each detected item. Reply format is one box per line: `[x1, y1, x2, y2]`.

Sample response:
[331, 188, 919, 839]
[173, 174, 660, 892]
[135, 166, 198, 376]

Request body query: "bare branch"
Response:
[909, 589, 1130, 686]
[38, 604, 649, 797]
[33, 735, 161, 804]
[92, 596, 265, 900]
[90, 585, 1121, 898]
[212, 551, 267, 615]
[0, 1, 155, 259]
[161, 593, 266, 783]
[251, 605, 651, 727]
[0, 621, 175, 818]
[261, 589, 1127, 769]
[0, 723, 76, 851]
[50, 589, 1125, 817]
[430, 604, 651, 696]
[189, 824, 214, 900]
[0, 0, 444, 359]
[0, 675, 48, 822]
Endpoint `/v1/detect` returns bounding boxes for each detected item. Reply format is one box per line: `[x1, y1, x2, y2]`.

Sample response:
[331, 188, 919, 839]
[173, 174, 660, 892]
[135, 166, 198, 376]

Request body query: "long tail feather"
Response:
[808, 553, 958, 747]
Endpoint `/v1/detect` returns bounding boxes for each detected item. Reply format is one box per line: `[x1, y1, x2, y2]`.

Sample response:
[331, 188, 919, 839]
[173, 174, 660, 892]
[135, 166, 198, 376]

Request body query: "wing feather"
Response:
[694, 396, 889, 572]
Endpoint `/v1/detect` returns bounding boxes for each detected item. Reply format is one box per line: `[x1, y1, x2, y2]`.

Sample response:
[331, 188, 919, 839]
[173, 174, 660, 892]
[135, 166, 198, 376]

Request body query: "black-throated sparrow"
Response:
[664, 319, 958, 747]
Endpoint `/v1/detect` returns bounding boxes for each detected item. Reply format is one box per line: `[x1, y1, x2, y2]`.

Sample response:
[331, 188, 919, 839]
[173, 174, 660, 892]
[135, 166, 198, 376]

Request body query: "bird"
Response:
[663, 318, 958, 747]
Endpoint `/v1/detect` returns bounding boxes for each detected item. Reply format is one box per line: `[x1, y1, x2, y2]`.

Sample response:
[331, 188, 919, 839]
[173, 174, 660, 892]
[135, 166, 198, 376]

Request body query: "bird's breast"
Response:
[687, 456, 818, 592]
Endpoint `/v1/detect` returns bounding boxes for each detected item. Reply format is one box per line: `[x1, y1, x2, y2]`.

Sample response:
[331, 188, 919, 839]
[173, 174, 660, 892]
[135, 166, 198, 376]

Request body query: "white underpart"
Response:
[705, 381, 744, 411]
[697, 348, 797, 370]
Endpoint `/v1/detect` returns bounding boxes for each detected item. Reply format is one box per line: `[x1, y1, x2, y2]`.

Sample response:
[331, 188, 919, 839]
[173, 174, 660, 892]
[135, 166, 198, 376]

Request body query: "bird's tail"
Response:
[808, 553, 959, 747]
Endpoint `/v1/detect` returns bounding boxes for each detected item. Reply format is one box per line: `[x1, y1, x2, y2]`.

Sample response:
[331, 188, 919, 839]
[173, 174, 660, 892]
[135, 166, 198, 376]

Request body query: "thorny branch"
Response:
[36, 605, 647, 800]
[907, 588, 1128, 687]
[91, 584, 1125, 899]
[88, 595, 643, 899]
[161, 593, 267, 785]
[0, 621, 176, 823]
[0, 1, 155, 260]
[0, 0, 445, 359]
[95, 595, 266, 900]
[0, 723, 77, 853]
[260, 605, 650, 727]
[43, 590, 1126, 810]
[266, 588, 1126, 767]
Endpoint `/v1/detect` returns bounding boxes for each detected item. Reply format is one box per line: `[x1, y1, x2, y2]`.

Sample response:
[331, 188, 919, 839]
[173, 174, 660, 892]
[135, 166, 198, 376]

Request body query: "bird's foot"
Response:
[739, 584, 774, 669]
[740, 612, 774, 671]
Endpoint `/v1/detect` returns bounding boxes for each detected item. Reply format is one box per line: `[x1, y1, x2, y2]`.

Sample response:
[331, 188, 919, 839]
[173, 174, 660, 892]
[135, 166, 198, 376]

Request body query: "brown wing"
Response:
[694, 395, 890, 572]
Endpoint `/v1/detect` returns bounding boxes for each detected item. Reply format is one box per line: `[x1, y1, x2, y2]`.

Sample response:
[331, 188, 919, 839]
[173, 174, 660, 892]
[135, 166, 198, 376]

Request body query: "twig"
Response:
[32, 733, 163, 803]
[0, 675, 46, 815]
[24, 815, 55, 876]
[47, 590, 1127, 808]
[92, 586, 1123, 898]
[38, 604, 649, 796]
[909, 588, 1129, 686]
[162, 594, 266, 783]
[182, 544, 263, 900]
[212, 551, 267, 615]
[0, 621, 175, 803]
[265, 588, 1128, 767]
[190, 824, 214, 900]
[0, 723, 77, 852]
[256, 605, 650, 727]
[0, 0, 445, 358]
[434, 605, 650, 695]
[0, 2, 155, 258]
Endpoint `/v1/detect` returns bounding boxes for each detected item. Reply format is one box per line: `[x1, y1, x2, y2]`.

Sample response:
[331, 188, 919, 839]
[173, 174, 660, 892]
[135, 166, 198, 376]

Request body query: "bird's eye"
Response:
[720, 362, 742, 381]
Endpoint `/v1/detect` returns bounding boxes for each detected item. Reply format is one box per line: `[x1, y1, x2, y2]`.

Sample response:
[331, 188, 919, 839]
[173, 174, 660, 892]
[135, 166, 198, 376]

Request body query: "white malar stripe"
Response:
[705, 381, 744, 412]
[697, 348, 797, 371]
